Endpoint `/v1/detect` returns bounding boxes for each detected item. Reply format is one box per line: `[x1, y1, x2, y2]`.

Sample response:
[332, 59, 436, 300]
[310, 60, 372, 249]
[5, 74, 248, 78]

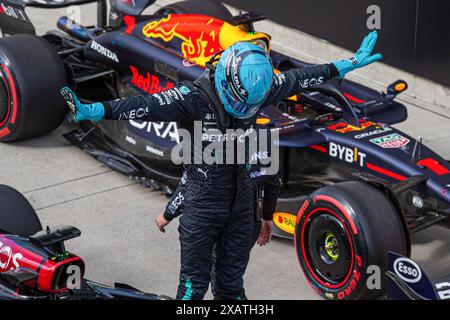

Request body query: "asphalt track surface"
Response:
[0, 2, 449, 299]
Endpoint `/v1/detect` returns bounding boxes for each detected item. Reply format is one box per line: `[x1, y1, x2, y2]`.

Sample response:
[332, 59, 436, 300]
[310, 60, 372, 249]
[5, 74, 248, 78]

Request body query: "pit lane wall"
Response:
[155, 0, 449, 117]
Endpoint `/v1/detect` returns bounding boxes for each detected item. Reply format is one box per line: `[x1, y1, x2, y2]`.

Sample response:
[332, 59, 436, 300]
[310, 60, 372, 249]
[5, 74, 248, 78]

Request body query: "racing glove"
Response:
[60, 87, 105, 122]
[332, 30, 383, 78]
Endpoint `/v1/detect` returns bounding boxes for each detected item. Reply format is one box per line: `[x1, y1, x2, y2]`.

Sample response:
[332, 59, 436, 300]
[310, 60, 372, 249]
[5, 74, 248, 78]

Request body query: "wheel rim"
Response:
[302, 208, 355, 287]
[323, 232, 339, 262]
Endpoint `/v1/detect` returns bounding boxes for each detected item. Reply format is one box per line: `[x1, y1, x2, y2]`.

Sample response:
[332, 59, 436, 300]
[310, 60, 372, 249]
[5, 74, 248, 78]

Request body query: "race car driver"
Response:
[155, 116, 280, 299]
[61, 30, 382, 300]
[156, 159, 280, 299]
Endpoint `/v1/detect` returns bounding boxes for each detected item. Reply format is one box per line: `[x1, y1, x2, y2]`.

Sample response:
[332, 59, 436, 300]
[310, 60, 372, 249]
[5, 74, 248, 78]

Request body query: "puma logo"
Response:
[197, 168, 209, 179]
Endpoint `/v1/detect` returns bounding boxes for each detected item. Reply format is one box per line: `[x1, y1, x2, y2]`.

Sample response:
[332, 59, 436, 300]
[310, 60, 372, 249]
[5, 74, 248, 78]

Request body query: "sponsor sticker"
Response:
[142, 14, 224, 65]
[329, 142, 367, 167]
[179, 86, 190, 94]
[0, 4, 27, 21]
[274, 73, 286, 85]
[182, 59, 197, 67]
[167, 192, 184, 214]
[125, 135, 136, 145]
[251, 151, 269, 162]
[393, 257, 422, 283]
[129, 120, 179, 142]
[129, 65, 174, 95]
[370, 133, 410, 149]
[90, 41, 119, 62]
[326, 120, 376, 133]
[0, 241, 23, 271]
[354, 126, 392, 139]
[435, 281, 450, 300]
[146, 145, 164, 157]
[121, 0, 136, 6]
[249, 168, 266, 179]
[273, 212, 296, 235]
[299, 77, 324, 89]
[412, 196, 424, 208]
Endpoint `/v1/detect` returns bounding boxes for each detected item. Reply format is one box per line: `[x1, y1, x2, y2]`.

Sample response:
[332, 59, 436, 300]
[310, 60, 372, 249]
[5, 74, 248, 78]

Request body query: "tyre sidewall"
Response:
[0, 35, 67, 141]
[0, 54, 21, 141]
[295, 182, 408, 300]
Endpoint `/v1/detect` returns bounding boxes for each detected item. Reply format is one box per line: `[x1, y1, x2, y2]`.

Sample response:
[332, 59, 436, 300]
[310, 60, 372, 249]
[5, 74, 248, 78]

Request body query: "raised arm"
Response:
[103, 83, 198, 122]
[60, 82, 198, 123]
[264, 30, 382, 106]
[264, 64, 338, 106]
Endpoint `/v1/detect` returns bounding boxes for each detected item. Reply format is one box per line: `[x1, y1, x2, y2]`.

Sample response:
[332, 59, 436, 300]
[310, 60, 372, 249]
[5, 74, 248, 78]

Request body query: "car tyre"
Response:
[295, 181, 409, 300]
[0, 34, 68, 142]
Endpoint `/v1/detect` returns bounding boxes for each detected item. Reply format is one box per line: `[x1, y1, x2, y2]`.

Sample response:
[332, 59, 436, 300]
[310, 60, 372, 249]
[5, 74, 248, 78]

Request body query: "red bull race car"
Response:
[0, 0, 449, 300]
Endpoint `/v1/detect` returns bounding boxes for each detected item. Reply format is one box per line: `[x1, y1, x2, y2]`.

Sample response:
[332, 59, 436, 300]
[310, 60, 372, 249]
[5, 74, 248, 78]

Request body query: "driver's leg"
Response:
[213, 206, 253, 300]
[176, 207, 222, 300]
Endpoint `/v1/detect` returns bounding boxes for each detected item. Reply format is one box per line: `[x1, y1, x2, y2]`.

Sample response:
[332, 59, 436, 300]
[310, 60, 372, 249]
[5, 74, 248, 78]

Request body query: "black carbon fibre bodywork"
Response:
[0, 227, 171, 300]
[0, 278, 170, 300]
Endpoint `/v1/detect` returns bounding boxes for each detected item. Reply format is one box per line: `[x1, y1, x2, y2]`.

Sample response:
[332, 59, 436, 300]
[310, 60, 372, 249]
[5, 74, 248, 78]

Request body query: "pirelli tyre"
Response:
[295, 181, 409, 300]
[0, 184, 42, 237]
[0, 34, 67, 142]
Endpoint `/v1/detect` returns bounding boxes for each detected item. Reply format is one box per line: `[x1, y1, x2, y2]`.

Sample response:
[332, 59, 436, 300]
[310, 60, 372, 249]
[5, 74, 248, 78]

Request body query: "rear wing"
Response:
[386, 251, 450, 300]
[0, 0, 156, 35]
[0, 0, 106, 35]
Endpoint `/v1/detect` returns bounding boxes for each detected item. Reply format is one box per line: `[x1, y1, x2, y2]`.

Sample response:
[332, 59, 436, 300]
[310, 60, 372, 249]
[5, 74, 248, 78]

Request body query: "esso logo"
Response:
[393, 257, 422, 283]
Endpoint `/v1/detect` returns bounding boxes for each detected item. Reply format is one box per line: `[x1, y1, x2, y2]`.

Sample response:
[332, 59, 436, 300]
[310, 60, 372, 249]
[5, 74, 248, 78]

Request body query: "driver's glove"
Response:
[332, 30, 383, 78]
[60, 87, 105, 122]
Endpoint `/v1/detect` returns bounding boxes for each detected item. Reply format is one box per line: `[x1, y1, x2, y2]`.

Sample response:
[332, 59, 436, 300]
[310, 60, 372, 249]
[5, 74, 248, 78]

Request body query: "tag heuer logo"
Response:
[370, 133, 410, 148]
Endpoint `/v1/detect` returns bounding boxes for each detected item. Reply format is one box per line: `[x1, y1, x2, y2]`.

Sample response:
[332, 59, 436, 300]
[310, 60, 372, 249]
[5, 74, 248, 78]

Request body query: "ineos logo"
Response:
[393, 257, 422, 283]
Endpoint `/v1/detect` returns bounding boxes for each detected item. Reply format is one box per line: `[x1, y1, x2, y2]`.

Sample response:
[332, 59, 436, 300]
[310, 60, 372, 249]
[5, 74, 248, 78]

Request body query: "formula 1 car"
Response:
[0, 0, 449, 300]
[0, 184, 170, 300]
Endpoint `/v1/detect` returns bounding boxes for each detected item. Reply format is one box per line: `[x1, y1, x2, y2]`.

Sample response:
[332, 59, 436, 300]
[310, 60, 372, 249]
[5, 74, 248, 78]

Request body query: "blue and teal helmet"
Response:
[214, 41, 274, 119]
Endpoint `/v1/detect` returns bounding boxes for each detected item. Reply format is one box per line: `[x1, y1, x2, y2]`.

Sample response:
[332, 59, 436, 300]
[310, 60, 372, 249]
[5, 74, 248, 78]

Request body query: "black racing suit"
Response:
[164, 163, 280, 299]
[164, 165, 280, 244]
[102, 63, 338, 300]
